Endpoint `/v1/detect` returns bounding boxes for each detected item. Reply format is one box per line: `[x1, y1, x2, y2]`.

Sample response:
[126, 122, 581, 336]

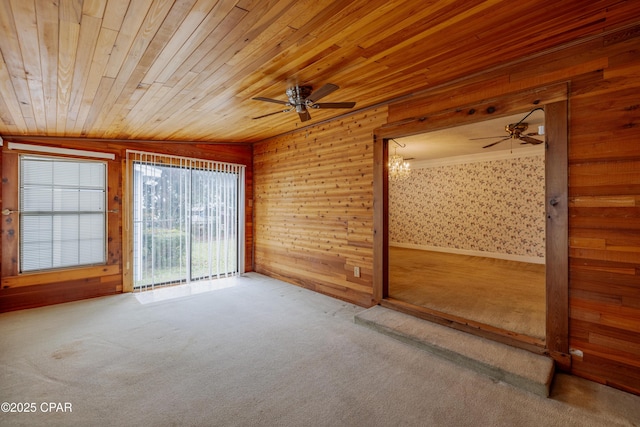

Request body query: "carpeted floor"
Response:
[1, 273, 638, 426]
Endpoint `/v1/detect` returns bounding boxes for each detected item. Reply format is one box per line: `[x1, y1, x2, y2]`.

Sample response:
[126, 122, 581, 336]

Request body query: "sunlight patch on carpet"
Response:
[134, 277, 239, 304]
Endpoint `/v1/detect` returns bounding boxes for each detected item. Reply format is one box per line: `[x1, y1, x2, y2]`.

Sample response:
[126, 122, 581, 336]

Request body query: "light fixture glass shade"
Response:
[388, 152, 410, 181]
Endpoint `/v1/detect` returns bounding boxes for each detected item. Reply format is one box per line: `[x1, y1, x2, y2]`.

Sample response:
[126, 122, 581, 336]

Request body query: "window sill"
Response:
[1, 265, 120, 289]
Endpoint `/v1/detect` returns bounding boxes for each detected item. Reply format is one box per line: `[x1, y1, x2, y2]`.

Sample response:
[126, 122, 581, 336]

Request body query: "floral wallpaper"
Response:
[389, 155, 545, 259]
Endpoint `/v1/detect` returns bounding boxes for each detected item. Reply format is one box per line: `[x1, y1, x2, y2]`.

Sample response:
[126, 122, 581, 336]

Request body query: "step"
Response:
[354, 305, 555, 397]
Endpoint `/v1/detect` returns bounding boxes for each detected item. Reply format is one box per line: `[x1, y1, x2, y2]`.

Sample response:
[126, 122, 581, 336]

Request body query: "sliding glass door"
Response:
[129, 151, 244, 290]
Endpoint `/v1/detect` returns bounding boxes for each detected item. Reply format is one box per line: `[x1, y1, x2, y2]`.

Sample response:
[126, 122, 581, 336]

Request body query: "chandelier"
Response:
[388, 140, 411, 181]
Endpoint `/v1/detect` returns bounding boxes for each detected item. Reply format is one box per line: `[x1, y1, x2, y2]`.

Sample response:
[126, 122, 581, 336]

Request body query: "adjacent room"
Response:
[387, 110, 547, 340]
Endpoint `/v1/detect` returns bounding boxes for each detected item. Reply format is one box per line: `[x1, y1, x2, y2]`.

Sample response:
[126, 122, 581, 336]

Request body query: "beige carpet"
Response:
[1, 273, 638, 426]
[389, 247, 546, 339]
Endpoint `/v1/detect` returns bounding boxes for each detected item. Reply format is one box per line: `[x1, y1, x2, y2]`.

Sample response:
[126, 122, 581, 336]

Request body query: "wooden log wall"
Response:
[253, 25, 640, 394]
[0, 137, 252, 312]
[253, 109, 388, 307]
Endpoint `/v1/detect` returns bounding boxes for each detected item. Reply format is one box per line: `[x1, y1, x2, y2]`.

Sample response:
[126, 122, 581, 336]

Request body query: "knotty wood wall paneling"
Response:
[253, 108, 388, 307]
[566, 26, 640, 394]
[254, 24, 640, 393]
[0, 138, 253, 312]
[1, 150, 20, 280]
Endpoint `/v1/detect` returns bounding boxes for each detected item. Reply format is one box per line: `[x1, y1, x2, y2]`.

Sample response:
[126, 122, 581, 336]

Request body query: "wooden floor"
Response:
[389, 247, 546, 340]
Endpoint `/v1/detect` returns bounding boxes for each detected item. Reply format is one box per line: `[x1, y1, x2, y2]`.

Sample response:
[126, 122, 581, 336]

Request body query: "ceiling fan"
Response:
[252, 83, 355, 122]
[471, 108, 545, 148]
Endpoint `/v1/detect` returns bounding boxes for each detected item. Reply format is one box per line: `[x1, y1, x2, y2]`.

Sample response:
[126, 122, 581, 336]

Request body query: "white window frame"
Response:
[19, 154, 108, 273]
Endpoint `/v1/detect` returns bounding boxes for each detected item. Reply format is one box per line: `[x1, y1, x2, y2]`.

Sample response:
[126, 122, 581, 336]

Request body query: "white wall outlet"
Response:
[354, 266, 360, 278]
[569, 348, 584, 359]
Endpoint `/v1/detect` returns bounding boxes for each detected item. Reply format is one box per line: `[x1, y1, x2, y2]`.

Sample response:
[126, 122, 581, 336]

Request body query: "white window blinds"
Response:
[20, 155, 107, 272]
[127, 151, 245, 290]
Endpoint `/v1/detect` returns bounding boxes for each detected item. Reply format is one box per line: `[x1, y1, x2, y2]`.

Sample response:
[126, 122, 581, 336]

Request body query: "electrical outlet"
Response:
[569, 348, 584, 359]
[354, 266, 360, 278]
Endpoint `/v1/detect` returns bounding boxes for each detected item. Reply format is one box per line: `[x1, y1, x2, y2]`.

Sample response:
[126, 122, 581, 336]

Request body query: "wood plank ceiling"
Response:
[0, 0, 635, 143]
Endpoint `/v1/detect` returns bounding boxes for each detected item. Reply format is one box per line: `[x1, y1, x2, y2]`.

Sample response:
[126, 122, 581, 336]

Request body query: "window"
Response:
[19, 155, 107, 272]
[129, 151, 245, 290]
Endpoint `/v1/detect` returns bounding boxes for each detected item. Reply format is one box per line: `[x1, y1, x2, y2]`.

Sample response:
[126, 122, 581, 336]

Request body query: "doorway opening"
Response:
[373, 94, 568, 358]
[128, 151, 245, 291]
[387, 109, 546, 340]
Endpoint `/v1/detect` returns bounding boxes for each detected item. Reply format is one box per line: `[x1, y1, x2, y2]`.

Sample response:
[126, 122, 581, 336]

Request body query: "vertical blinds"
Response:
[20, 155, 107, 272]
[127, 151, 245, 290]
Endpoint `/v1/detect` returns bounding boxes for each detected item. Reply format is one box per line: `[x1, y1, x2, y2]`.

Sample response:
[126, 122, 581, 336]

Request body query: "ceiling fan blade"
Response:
[469, 136, 508, 140]
[313, 102, 356, 109]
[306, 83, 339, 103]
[482, 137, 509, 148]
[252, 96, 289, 105]
[252, 110, 288, 119]
[519, 135, 544, 144]
[298, 109, 311, 122]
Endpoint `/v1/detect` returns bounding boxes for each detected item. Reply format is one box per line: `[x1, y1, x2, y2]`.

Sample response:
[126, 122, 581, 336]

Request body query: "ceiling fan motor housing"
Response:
[506, 122, 528, 137]
[286, 86, 313, 110]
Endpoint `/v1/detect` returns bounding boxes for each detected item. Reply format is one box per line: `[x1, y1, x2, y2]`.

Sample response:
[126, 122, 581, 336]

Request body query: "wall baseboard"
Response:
[390, 242, 545, 265]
